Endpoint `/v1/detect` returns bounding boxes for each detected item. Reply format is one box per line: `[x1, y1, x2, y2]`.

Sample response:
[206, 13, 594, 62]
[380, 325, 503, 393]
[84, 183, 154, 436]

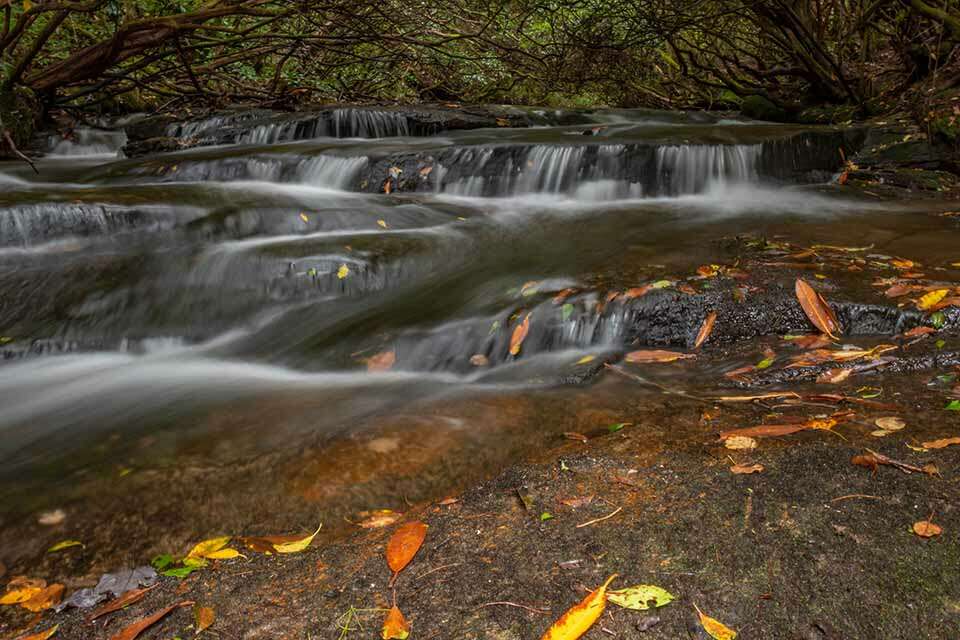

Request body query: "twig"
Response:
[604, 364, 708, 403]
[3, 129, 37, 174]
[576, 506, 623, 528]
[415, 562, 462, 581]
[830, 494, 881, 502]
[475, 601, 550, 614]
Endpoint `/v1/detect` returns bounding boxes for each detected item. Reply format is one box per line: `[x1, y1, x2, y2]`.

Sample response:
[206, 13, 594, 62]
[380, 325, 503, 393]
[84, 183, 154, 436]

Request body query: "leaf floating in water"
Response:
[299, 213, 309, 223]
[730, 463, 764, 474]
[273, 523, 322, 553]
[795, 278, 839, 338]
[47, 540, 84, 553]
[540, 574, 617, 640]
[377, 219, 388, 229]
[195, 605, 215, 635]
[918, 289, 949, 310]
[624, 350, 694, 364]
[694, 312, 717, 349]
[509, 313, 531, 356]
[382, 605, 410, 639]
[357, 510, 402, 529]
[386, 521, 428, 582]
[337, 264, 350, 279]
[695, 605, 737, 640]
[575, 355, 595, 365]
[607, 584, 674, 610]
[367, 350, 396, 372]
[912, 520, 942, 538]
[109, 600, 193, 640]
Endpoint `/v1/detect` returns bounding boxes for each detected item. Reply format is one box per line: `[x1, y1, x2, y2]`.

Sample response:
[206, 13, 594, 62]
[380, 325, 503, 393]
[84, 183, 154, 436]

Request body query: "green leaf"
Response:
[756, 357, 774, 369]
[182, 556, 208, 569]
[931, 311, 946, 329]
[607, 584, 675, 610]
[151, 554, 174, 571]
[936, 339, 946, 349]
[946, 400, 960, 411]
[559, 460, 570, 472]
[162, 566, 200, 579]
[561, 303, 574, 321]
[47, 540, 84, 553]
[607, 422, 628, 433]
[651, 280, 672, 289]
[539, 512, 553, 521]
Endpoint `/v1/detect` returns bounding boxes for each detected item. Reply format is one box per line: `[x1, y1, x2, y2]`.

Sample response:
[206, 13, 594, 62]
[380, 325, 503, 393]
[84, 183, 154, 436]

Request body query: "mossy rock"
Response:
[929, 116, 960, 147]
[798, 103, 858, 125]
[741, 95, 789, 122]
[0, 86, 41, 151]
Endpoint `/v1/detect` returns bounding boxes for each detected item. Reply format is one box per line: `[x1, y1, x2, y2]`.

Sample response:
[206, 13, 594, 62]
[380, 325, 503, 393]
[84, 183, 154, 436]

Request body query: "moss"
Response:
[929, 115, 960, 146]
[741, 95, 789, 122]
[0, 86, 40, 150]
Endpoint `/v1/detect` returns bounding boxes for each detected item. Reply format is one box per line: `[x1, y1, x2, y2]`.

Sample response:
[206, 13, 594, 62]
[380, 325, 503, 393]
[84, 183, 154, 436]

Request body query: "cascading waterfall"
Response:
[45, 127, 127, 157]
[296, 155, 369, 189]
[654, 144, 760, 195]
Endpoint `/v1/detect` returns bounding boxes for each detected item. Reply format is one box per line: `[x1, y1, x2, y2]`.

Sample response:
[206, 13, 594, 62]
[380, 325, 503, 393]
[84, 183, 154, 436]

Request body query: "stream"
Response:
[1, 108, 957, 557]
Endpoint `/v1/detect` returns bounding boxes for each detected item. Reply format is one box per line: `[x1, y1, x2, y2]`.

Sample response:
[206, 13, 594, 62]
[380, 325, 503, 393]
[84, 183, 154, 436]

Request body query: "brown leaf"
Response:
[912, 520, 942, 538]
[109, 601, 192, 640]
[720, 424, 810, 439]
[16, 626, 58, 640]
[816, 368, 851, 384]
[90, 586, 158, 621]
[624, 350, 694, 364]
[922, 437, 960, 449]
[795, 279, 840, 338]
[195, 605, 214, 635]
[622, 286, 651, 299]
[884, 283, 915, 298]
[367, 351, 396, 372]
[787, 334, 833, 349]
[852, 449, 928, 475]
[559, 495, 595, 508]
[694, 312, 717, 349]
[386, 521, 428, 581]
[509, 314, 531, 356]
[469, 354, 489, 367]
[730, 463, 764, 474]
[563, 432, 589, 443]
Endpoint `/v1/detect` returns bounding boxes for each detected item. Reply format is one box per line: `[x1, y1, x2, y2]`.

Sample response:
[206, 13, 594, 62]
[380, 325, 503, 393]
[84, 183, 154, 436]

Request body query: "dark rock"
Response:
[741, 95, 790, 122]
[635, 614, 661, 631]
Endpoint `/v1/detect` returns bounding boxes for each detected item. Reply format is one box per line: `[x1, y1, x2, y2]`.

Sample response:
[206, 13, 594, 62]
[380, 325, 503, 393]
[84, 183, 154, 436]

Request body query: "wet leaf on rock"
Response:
[17, 625, 58, 640]
[875, 417, 905, 431]
[109, 600, 193, 640]
[625, 350, 694, 364]
[0, 577, 46, 605]
[918, 289, 949, 310]
[607, 584, 674, 610]
[510, 313, 531, 356]
[382, 605, 410, 639]
[694, 312, 717, 349]
[47, 540, 84, 553]
[195, 605, 214, 635]
[90, 586, 158, 621]
[922, 436, 960, 449]
[724, 436, 757, 450]
[795, 278, 839, 338]
[695, 605, 737, 640]
[386, 521, 428, 581]
[912, 520, 942, 538]
[367, 351, 396, 372]
[540, 574, 617, 640]
[22, 584, 64, 612]
[730, 463, 764, 474]
[273, 524, 322, 553]
[816, 368, 851, 384]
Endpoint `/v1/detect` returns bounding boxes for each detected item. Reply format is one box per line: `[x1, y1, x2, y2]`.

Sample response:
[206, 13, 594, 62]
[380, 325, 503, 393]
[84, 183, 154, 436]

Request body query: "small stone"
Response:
[38, 509, 66, 526]
[636, 615, 661, 632]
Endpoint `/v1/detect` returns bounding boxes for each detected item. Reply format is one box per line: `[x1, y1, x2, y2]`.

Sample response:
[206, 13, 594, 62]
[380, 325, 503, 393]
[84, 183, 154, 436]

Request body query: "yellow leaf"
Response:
[273, 523, 322, 553]
[575, 355, 595, 365]
[0, 587, 43, 605]
[377, 219, 388, 228]
[918, 289, 949, 310]
[381, 605, 410, 639]
[47, 540, 84, 553]
[695, 605, 737, 640]
[912, 520, 942, 537]
[337, 264, 350, 279]
[723, 436, 757, 450]
[21, 584, 64, 612]
[540, 574, 617, 640]
[187, 537, 231, 560]
[299, 213, 309, 223]
[204, 548, 240, 560]
[23, 0, 32, 11]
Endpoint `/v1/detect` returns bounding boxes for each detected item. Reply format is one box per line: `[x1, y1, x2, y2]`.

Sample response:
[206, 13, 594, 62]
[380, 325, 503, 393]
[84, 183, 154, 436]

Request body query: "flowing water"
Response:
[1, 109, 956, 538]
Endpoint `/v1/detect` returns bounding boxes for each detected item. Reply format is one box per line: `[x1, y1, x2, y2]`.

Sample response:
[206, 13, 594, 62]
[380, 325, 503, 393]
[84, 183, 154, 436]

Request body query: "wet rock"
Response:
[635, 614, 661, 631]
[741, 95, 790, 122]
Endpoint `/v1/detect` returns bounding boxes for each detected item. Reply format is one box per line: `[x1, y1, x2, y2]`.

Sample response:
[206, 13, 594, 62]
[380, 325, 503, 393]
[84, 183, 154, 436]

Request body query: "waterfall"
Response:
[296, 155, 369, 189]
[654, 144, 760, 195]
[45, 127, 127, 157]
[330, 109, 410, 138]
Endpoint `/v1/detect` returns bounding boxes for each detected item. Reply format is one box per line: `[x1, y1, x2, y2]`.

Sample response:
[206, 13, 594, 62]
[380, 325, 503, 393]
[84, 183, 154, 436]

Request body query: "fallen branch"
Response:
[2, 129, 37, 174]
[576, 506, 623, 528]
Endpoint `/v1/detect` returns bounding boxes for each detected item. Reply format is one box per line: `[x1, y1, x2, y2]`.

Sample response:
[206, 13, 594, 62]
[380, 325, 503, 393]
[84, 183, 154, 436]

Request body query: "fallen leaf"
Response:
[386, 521, 428, 581]
[918, 289, 949, 310]
[695, 605, 737, 640]
[299, 213, 309, 223]
[713, 392, 800, 403]
[377, 219, 388, 229]
[367, 351, 396, 372]
[724, 436, 757, 450]
[357, 510, 402, 529]
[875, 417, 905, 431]
[0, 577, 45, 605]
[694, 312, 717, 349]
[195, 605, 214, 635]
[912, 521, 942, 538]
[17, 625, 58, 640]
[109, 601, 192, 640]
[730, 464, 764, 474]
[21, 584, 63, 612]
[337, 264, 350, 279]
[47, 540, 84, 553]
[624, 350, 694, 364]
[720, 424, 809, 439]
[852, 449, 928, 474]
[607, 584, 674, 610]
[904, 326, 936, 337]
[623, 286, 651, 299]
[382, 605, 410, 639]
[469, 354, 489, 366]
[922, 437, 960, 449]
[37, 510, 65, 526]
[510, 314, 531, 356]
[90, 586, 158, 621]
[186, 537, 233, 561]
[795, 278, 840, 338]
[273, 524, 322, 553]
[559, 496, 594, 508]
[540, 574, 617, 640]
[575, 355, 595, 365]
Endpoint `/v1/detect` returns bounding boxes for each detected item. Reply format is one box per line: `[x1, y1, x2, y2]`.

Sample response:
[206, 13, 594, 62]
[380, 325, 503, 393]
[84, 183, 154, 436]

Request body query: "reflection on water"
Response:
[0, 110, 955, 519]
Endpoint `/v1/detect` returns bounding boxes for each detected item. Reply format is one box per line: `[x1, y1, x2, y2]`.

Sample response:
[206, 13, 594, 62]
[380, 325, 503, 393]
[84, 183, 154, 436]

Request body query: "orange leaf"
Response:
[509, 314, 531, 356]
[730, 463, 764, 474]
[90, 586, 158, 621]
[913, 520, 942, 538]
[922, 437, 960, 449]
[624, 350, 694, 364]
[195, 605, 215, 635]
[367, 350, 396, 372]
[694, 312, 717, 349]
[109, 601, 193, 640]
[695, 605, 737, 639]
[622, 286, 651, 299]
[21, 584, 63, 612]
[381, 605, 410, 639]
[540, 574, 617, 640]
[795, 279, 839, 338]
[386, 521, 428, 581]
[720, 424, 809, 439]
[816, 368, 851, 384]
[17, 625, 58, 640]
